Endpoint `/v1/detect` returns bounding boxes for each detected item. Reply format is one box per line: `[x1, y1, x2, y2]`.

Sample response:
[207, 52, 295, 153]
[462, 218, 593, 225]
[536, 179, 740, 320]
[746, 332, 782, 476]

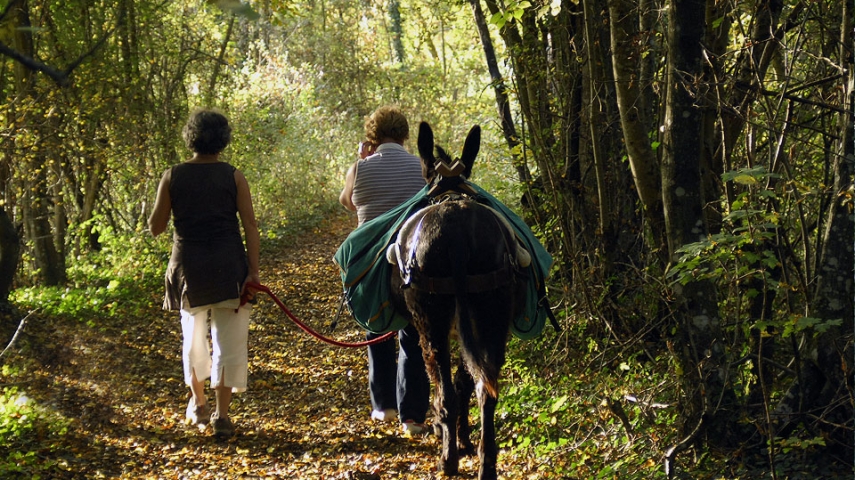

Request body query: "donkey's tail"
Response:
[450, 239, 501, 399]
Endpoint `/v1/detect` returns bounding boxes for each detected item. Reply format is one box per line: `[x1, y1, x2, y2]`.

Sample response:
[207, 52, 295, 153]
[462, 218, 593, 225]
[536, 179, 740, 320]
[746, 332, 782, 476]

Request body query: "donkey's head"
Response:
[417, 122, 481, 187]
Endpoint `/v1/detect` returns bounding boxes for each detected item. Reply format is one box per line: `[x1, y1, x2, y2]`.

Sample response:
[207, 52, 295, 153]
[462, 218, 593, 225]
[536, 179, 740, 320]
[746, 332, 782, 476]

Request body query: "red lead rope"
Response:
[241, 282, 396, 348]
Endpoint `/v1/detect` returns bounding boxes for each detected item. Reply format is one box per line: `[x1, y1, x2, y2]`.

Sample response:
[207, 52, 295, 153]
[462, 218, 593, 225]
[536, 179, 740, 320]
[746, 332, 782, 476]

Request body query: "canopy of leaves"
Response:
[0, 0, 851, 478]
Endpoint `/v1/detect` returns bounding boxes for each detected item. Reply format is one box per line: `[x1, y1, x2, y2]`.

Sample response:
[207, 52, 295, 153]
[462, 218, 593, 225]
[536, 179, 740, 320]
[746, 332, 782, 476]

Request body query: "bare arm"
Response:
[339, 162, 357, 212]
[148, 170, 172, 236]
[235, 169, 260, 291]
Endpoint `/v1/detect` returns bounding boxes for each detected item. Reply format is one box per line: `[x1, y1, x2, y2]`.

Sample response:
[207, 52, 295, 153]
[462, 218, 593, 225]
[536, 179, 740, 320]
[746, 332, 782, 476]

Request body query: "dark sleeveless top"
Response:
[163, 162, 248, 310]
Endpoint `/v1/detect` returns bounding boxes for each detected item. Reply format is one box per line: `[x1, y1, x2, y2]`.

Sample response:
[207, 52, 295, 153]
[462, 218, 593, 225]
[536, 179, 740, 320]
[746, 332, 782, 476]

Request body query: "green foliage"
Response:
[490, 1, 532, 29]
[493, 337, 678, 479]
[666, 167, 843, 343]
[496, 363, 571, 455]
[0, 387, 67, 476]
[212, 0, 261, 20]
[774, 315, 844, 338]
[669, 168, 781, 286]
[12, 216, 165, 322]
[226, 70, 347, 235]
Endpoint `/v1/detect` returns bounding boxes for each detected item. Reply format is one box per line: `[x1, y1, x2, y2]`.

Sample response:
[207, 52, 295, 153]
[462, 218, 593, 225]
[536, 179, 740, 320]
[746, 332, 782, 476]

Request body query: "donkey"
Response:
[388, 122, 527, 480]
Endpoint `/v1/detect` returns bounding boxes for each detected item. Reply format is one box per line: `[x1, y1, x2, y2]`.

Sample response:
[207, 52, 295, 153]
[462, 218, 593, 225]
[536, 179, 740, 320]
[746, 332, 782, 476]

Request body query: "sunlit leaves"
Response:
[668, 166, 784, 287]
[779, 316, 845, 338]
[489, 1, 531, 29]
[210, 1, 261, 20]
[0, 387, 69, 476]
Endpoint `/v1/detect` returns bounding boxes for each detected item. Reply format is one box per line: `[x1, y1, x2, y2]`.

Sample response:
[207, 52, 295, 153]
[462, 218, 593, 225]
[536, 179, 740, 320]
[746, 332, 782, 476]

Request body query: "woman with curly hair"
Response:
[149, 108, 260, 438]
[339, 105, 430, 435]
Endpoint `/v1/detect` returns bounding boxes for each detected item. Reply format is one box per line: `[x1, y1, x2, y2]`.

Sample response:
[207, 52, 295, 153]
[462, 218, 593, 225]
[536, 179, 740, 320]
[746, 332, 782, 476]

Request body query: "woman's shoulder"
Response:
[171, 161, 237, 181]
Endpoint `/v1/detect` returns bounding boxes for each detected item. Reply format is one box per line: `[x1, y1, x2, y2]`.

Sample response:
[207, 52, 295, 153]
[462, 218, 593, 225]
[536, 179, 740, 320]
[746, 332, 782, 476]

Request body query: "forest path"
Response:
[7, 209, 539, 479]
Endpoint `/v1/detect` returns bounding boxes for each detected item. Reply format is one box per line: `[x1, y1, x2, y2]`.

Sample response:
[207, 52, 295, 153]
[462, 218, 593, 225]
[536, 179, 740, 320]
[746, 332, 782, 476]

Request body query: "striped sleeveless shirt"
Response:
[352, 142, 426, 225]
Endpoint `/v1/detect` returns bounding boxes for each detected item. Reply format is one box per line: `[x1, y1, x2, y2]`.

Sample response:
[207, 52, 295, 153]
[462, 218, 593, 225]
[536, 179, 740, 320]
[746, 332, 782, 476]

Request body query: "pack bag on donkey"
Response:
[333, 182, 555, 339]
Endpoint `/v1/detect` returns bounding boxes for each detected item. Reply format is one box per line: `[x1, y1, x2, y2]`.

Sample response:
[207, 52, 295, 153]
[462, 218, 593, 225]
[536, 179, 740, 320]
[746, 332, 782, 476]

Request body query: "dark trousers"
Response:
[367, 323, 430, 423]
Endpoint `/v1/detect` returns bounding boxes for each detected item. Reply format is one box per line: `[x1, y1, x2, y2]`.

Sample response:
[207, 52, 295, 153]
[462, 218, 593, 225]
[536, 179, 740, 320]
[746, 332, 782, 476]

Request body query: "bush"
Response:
[0, 385, 68, 477]
[12, 217, 165, 323]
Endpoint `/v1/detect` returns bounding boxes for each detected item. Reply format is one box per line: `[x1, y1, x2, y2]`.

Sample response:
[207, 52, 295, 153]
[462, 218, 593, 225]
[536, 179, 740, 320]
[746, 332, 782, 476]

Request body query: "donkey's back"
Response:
[403, 197, 520, 385]
[390, 122, 527, 480]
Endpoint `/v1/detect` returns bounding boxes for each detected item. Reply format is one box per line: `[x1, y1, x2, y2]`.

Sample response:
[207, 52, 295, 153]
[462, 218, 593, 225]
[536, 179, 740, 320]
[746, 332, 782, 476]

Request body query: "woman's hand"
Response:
[358, 141, 376, 159]
[240, 274, 260, 306]
[242, 273, 260, 296]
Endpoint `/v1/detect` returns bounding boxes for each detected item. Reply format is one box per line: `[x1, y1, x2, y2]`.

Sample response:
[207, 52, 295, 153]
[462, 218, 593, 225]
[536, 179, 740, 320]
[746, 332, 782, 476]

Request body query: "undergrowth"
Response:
[496, 328, 679, 479]
[0, 376, 69, 478]
[13, 218, 163, 321]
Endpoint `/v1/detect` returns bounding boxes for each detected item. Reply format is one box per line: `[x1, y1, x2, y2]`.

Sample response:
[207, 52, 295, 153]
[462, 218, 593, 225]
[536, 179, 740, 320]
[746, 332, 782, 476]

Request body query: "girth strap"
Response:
[408, 260, 517, 294]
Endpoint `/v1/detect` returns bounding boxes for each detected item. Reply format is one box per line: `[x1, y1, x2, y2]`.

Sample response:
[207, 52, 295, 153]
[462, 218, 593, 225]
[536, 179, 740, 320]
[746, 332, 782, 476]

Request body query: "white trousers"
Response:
[181, 304, 250, 393]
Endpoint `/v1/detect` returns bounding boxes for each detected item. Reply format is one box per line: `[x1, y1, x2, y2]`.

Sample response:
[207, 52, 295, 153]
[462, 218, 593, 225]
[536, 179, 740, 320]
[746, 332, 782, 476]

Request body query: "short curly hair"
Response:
[364, 105, 409, 145]
[182, 108, 232, 155]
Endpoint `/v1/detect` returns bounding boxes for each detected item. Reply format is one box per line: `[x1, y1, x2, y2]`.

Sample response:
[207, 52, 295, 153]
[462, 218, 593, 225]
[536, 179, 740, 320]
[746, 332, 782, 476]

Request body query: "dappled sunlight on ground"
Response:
[1, 209, 550, 479]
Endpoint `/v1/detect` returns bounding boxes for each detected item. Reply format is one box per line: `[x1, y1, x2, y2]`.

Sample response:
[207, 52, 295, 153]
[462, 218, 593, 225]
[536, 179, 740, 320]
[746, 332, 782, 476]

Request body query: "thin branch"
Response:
[61, 18, 120, 78]
[0, 309, 39, 360]
[0, 40, 70, 86]
[0, 0, 22, 23]
[0, 3, 124, 87]
[758, 86, 849, 114]
[663, 413, 707, 479]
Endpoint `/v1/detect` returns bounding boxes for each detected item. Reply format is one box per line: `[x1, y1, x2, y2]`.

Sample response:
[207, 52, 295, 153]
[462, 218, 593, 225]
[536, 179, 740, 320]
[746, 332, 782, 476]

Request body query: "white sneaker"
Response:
[371, 408, 397, 422]
[401, 420, 427, 435]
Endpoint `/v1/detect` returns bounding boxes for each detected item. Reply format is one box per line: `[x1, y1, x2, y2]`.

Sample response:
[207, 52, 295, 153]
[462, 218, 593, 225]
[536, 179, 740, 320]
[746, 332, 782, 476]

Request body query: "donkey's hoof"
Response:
[439, 458, 459, 476]
[478, 464, 498, 480]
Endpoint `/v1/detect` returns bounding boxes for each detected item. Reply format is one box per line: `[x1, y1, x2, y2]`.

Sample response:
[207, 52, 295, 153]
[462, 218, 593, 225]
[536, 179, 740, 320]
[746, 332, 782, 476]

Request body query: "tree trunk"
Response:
[482, 0, 579, 268]
[0, 207, 19, 303]
[580, 0, 644, 338]
[12, 0, 65, 286]
[388, 0, 405, 65]
[607, 0, 666, 254]
[206, 14, 236, 106]
[22, 186, 65, 286]
[468, 0, 530, 186]
[548, 4, 589, 281]
[662, 0, 734, 444]
[581, 0, 612, 244]
[118, 0, 139, 84]
[698, 0, 733, 235]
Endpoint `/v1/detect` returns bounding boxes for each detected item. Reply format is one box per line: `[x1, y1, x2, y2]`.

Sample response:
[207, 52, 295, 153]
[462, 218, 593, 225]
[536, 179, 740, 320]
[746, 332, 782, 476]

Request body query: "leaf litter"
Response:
[0, 210, 550, 479]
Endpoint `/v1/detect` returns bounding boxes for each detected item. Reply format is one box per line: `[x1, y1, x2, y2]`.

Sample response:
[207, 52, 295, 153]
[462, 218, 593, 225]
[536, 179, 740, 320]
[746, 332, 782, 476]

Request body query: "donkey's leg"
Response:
[453, 356, 476, 456]
[469, 296, 513, 480]
[431, 330, 460, 476]
[411, 300, 460, 476]
[476, 378, 499, 480]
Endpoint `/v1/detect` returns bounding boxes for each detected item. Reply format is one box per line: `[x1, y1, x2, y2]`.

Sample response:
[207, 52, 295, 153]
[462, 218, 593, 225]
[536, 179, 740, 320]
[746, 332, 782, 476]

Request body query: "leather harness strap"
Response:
[407, 261, 517, 294]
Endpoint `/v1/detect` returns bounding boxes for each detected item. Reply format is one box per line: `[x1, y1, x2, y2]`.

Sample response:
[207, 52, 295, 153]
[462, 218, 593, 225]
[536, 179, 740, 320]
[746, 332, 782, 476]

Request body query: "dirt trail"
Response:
[2, 209, 544, 479]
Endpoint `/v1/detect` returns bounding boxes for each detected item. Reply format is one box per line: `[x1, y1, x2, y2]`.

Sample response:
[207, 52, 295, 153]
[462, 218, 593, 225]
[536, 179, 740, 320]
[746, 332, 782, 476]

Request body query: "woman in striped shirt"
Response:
[339, 105, 430, 435]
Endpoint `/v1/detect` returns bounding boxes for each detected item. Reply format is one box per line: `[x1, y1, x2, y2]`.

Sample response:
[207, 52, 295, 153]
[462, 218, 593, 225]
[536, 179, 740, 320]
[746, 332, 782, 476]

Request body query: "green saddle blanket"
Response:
[333, 183, 553, 339]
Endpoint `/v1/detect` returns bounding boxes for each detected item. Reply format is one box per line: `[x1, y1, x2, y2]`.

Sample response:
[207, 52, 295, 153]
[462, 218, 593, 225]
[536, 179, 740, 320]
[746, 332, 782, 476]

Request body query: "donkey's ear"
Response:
[417, 122, 436, 164]
[460, 125, 481, 179]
